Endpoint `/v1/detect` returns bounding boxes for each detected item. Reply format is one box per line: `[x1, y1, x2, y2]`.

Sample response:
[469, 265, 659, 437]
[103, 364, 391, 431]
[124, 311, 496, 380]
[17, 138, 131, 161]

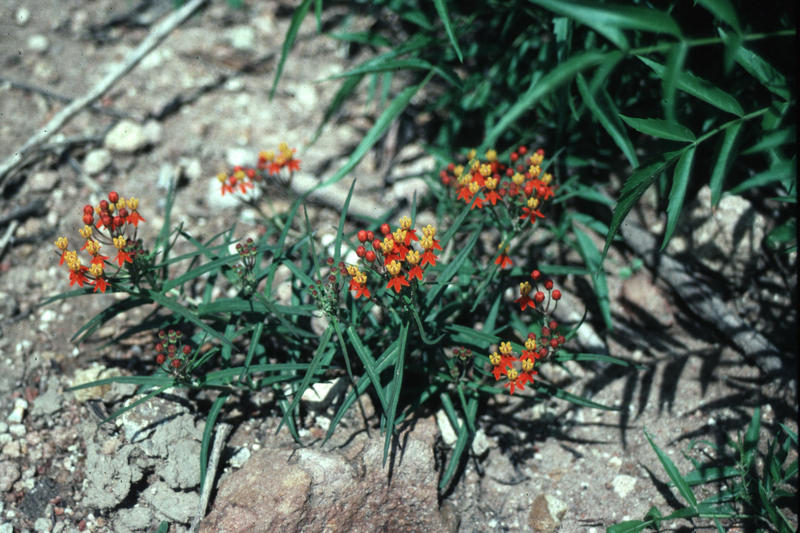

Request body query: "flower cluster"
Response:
[514, 269, 562, 312]
[54, 191, 146, 292]
[217, 143, 301, 196]
[440, 146, 556, 219]
[489, 321, 565, 394]
[154, 329, 192, 376]
[345, 216, 442, 297]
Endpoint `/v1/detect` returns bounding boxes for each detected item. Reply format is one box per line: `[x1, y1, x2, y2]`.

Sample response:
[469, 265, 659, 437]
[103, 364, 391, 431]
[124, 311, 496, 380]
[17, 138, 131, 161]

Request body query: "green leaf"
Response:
[662, 41, 688, 122]
[573, 225, 612, 330]
[576, 73, 638, 167]
[324, 58, 459, 87]
[662, 145, 696, 250]
[645, 429, 698, 510]
[483, 50, 608, 148]
[696, 0, 742, 34]
[606, 520, 650, 533]
[682, 465, 740, 485]
[765, 219, 796, 251]
[727, 158, 795, 195]
[554, 352, 641, 368]
[530, 0, 683, 48]
[727, 33, 790, 100]
[383, 321, 409, 465]
[199, 393, 229, 494]
[312, 72, 433, 192]
[619, 115, 696, 142]
[603, 150, 683, 259]
[709, 121, 743, 207]
[638, 56, 744, 116]
[278, 325, 334, 433]
[742, 127, 796, 154]
[537, 383, 619, 410]
[333, 179, 357, 266]
[147, 290, 234, 349]
[742, 407, 761, 469]
[270, 0, 313, 99]
[433, 0, 463, 62]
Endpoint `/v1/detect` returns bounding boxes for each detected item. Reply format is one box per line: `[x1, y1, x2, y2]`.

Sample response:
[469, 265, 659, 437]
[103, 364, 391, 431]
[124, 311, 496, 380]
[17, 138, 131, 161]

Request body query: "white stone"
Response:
[8, 425, 25, 438]
[83, 149, 111, 175]
[608, 456, 622, 469]
[471, 428, 491, 456]
[611, 474, 637, 499]
[142, 120, 163, 145]
[228, 447, 251, 469]
[15, 7, 30, 26]
[435, 409, 459, 447]
[7, 399, 27, 424]
[545, 493, 568, 520]
[27, 35, 49, 54]
[227, 26, 256, 51]
[105, 120, 148, 153]
[0, 422, 7, 434]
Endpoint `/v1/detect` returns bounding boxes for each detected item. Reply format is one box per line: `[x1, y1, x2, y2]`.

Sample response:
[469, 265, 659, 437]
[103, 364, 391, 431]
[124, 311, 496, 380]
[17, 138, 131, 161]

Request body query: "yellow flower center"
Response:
[519, 281, 531, 296]
[399, 216, 412, 230]
[499, 341, 512, 355]
[55, 237, 68, 251]
[386, 260, 402, 277]
[406, 250, 420, 265]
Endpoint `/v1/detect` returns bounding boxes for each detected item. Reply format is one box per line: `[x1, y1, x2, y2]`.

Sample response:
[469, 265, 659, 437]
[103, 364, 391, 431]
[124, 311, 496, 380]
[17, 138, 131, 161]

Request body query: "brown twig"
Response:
[0, 198, 47, 226]
[190, 422, 232, 533]
[0, 0, 209, 185]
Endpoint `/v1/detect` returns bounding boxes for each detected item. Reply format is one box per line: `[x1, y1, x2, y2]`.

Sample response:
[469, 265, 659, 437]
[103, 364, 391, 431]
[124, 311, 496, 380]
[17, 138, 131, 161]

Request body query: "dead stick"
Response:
[0, 0, 208, 184]
[190, 422, 232, 533]
[0, 76, 136, 120]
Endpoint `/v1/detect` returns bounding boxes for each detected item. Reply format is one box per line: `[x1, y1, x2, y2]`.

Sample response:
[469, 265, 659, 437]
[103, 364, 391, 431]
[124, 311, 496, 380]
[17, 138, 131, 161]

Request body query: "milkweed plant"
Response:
[49, 141, 628, 495]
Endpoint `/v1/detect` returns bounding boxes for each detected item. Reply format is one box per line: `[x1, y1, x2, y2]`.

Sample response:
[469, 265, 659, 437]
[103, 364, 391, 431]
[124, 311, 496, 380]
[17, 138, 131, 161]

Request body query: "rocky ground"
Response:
[0, 1, 796, 532]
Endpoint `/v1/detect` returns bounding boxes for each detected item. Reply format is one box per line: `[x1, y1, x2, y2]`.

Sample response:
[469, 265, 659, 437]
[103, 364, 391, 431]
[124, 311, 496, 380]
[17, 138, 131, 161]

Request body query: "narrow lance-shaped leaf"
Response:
[662, 41, 688, 123]
[709, 120, 742, 206]
[662, 144, 696, 251]
[576, 73, 638, 167]
[619, 115, 696, 142]
[483, 50, 608, 149]
[603, 150, 683, 259]
[696, 0, 742, 34]
[433, 0, 463, 63]
[723, 29, 790, 101]
[638, 56, 744, 116]
[312, 72, 433, 192]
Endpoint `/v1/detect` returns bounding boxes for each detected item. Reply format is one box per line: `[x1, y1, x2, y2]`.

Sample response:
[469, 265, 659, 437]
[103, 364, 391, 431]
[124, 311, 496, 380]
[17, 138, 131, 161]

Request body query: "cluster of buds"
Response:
[514, 269, 562, 313]
[54, 191, 146, 292]
[154, 329, 192, 376]
[346, 216, 442, 297]
[489, 321, 565, 394]
[217, 143, 301, 196]
[448, 346, 474, 380]
[309, 260, 345, 318]
[233, 237, 258, 295]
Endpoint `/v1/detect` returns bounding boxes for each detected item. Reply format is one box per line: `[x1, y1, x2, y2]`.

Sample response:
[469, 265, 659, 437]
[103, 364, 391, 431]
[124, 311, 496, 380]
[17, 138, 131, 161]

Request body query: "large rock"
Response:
[199, 417, 455, 533]
[669, 185, 766, 281]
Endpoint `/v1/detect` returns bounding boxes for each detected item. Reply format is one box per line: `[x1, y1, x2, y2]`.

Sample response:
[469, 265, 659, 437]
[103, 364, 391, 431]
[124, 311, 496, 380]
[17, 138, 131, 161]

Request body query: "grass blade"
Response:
[573, 224, 612, 330]
[270, 0, 313, 99]
[696, 0, 741, 34]
[645, 429, 698, 510]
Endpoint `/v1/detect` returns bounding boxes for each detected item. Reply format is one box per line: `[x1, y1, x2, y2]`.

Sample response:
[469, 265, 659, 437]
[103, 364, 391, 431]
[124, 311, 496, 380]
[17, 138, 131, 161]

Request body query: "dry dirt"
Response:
[0, 1, 796, 532]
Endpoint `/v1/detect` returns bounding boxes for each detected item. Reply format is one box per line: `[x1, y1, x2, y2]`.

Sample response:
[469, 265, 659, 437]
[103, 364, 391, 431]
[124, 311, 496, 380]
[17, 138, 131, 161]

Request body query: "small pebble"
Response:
[8, 425, 25, 438]
[15, 7, 30, 26]
[27, 34, 49, 54]
[7, 399, 27, 424]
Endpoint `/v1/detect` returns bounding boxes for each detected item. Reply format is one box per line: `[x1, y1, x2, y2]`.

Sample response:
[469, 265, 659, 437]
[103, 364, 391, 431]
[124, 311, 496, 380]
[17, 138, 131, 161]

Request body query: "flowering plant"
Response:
[52, 141, 627, 495]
